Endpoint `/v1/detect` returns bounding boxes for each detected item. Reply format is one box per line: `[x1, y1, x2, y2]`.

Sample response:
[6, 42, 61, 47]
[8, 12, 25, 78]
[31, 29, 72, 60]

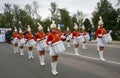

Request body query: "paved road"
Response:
[0, 42, 120, 78]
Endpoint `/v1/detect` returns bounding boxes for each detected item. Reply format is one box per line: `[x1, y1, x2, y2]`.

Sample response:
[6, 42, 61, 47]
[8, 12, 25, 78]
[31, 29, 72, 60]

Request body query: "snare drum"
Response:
[52, 41, 65, 53]
[38, 39, 47, 48]
[84, 34, 90, 41]
[77, 36, 85, 43]
[102, 34, 112, 43]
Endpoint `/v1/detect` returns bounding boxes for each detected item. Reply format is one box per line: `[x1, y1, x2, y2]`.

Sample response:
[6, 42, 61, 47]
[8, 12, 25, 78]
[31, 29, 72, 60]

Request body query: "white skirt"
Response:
[37, 43, 45, 51]
[73, 38, 79, 44]
[97, 38, 106, 46]
[49, 46, 58, 56]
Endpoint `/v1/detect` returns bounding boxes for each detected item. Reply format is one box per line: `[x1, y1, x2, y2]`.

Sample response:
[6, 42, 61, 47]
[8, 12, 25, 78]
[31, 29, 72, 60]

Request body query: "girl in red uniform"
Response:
[25, 25, 35, 59]
[81, 26, 87, 49]
[66, 27, 71, 47]
[12, 27, 19, 53]
[35, 23, 46, 65]
[18, 28, 25, 56]
[95, 16, 107, 61]
[46, 21, 60, 75]
[72, 23, 80, 55]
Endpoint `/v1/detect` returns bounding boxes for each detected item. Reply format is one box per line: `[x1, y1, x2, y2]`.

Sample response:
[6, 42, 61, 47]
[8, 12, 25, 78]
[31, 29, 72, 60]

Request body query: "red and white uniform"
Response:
[95, 27, 107, 46]
[25, 33, 34, 47]
[81, 29, 87, 43]
[72, 30, 80, 44]
[17, 34, 25, 46]
[12, 32, 19, 44]
[46, 32, 60, 56]
[66, 30, 71, 41]
[35, 32, 46, 51]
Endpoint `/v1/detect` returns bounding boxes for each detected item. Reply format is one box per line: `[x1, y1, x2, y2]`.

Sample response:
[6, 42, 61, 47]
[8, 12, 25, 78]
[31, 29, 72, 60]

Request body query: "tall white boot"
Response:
[30, 51, 34, 58]
[39, 55, 42, 64]
[99, 51, 106, 61]
[82, 43, 86, 49]
[67, 42, 70, 47]
[41, 55, 45, 65]
[54, 62, 58, 74]
[16, 47, 19, 53]
[74, 48, 79, 55]
[28, 51, 31, 59]
[14, 47, 16, 53]
[20, 49, 24, 56]
[51, 62, 57, 75]
[97, 44, 99, 51]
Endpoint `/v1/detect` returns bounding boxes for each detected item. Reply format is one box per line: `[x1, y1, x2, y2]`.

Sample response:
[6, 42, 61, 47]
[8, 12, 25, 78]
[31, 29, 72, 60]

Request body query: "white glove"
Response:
[48, 41, 52, 45]
[74, 37, 77, 39]
[37, 39, 40, 41]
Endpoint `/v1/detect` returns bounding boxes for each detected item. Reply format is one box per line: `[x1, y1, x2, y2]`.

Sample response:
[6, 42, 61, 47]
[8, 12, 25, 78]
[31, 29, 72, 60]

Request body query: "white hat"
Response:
[98, 16, 104, 25]
[47, 27, 50, 31]
[14, 27, 17, 32]
[19, 28, 22, 33]
[67, 27, 69, 30]
[38, 23, 43, 31]
[50, 21, 57, 29]
[58, 26, 61, 30]
[27, 25, 31, 31]
[82, 25, 85, 29]
[74, 23, 78, 29]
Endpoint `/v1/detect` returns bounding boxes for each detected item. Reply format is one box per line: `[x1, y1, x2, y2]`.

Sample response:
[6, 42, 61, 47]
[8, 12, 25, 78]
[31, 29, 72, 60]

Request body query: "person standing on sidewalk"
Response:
[95, 16, 107, 61]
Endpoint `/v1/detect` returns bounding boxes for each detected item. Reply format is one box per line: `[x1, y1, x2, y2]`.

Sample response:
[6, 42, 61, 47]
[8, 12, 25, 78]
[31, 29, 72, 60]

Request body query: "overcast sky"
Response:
[0, 0, 118, 20]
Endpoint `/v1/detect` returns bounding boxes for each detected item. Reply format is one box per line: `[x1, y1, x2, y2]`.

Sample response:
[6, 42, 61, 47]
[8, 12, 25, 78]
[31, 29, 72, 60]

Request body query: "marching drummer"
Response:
[81, 25, 87, 49]
[66, 27, 71, 47]
[46, 21, 60, 75]
[25, 25, 34, 59]
[72, 23, 80, 55]
[17, 28, 25, 56]
[94, 16, 107, 61]
[12, 27, 19, 53]
[35, 23, 46, 65]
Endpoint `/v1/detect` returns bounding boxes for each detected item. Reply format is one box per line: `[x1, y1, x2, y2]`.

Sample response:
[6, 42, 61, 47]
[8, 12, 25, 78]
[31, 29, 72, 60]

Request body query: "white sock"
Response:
[82, 44, 86, 49]
[20, 49, 24, 55]
[99, 51, 105, 61]
[14, 47, 16, 53]
[74, 48, 79, 55]
[67, 43, 70, 47]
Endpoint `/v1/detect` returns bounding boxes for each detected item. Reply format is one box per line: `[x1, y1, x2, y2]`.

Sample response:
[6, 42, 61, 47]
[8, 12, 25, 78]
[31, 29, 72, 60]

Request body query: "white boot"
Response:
[28, 51, 31, 59]
[99, 51, 106, 61]
[51, 62, 57, 75]
[14, 47, 16, 53]
[39, 55, 42, 64]
[41, 55, 45, 65]
[20, 49, 24, 56]
[82, 43, 86, 49]
[54, 62, 58, 74]
[97, 44, 99, 51]
[74, 48, 79, 55]
[16, 47, 19, 53]
[67, 42, 70, 47]
[30, 51, 34, 59]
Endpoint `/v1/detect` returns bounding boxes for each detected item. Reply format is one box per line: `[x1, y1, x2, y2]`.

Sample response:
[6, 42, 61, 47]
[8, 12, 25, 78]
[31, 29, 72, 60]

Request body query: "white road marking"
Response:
[63, 52, 120, 65]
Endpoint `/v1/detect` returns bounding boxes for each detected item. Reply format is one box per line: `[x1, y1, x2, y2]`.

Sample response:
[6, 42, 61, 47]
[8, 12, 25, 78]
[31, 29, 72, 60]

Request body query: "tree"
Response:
[59, 8, 72, 31]
[83, 18, 92, 32]
[49, 2, 60, 22]
[92, 0, 117, 31]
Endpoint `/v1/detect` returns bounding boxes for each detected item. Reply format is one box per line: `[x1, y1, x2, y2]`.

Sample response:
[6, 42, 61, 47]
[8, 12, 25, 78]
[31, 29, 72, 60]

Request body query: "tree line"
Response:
[0, 0, 120, 40]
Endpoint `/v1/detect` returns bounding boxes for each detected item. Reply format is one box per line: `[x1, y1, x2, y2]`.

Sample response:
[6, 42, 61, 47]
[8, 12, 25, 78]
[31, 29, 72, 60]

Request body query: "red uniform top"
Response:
[46, 31, 51, 36]
[94, 27, 107, 38]
[72, 30, 80, 38]
[25, 33, 33, 40]
[17, 34, 24, 39]
[66, 30, 71, 36]
[57, 30, 62, 38]
[35, 32, 46, 41]
[46, 32, 60, 44]
[81, 29, 87, 36]
[12, 32, 18, 38]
